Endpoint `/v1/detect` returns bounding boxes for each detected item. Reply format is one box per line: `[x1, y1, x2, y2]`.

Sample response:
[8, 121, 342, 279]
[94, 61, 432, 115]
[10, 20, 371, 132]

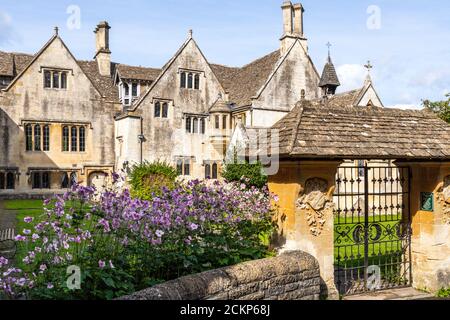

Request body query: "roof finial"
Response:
[188, 29, 193, 39]
[54, 26, 59, 36]
[364, 60, 373, 73]
[326, 42, 332, 57]
[364, 60, 373, 85]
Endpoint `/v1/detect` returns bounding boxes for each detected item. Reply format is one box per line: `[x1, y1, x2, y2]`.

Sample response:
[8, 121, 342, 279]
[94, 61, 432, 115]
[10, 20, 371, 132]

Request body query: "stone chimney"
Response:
[94, 21, 111, 77]
[280, 2, 307, 55]
[281, 1, 294, 36]
[292, 3, 304, 37]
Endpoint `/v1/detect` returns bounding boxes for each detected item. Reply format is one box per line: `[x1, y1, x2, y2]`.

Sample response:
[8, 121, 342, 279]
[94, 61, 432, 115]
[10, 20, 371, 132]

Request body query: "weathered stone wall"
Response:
[268, 161, 341, 299]
[0, 36, 118, 194]
[118, 251, 321, 300]
[398, 162, 450, 293]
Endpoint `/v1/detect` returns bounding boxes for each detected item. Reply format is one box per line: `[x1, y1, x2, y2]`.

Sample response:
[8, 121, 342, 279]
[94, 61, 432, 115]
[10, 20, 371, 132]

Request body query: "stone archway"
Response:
[88, 171, 108, 190]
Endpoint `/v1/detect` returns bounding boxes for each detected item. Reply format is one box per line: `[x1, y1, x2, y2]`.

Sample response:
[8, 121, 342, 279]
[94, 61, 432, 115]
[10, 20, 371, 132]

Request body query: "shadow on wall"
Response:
[0, 108, 67, 196]
[117, 251, 323, 300]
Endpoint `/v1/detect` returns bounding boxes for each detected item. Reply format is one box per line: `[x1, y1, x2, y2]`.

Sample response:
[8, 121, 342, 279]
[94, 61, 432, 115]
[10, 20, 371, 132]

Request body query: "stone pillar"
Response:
[268, 160, 342, 299]
[396, 161, 450, 293]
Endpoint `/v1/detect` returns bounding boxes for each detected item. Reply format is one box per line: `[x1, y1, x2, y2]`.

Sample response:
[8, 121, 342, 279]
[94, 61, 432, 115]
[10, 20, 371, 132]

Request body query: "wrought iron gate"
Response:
[333, 164, 412, 296]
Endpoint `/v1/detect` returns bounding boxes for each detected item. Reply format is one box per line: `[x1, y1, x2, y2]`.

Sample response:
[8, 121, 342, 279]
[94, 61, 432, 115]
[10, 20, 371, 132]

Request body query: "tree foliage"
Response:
[222, 161, 268, 189]
[423, 93, 450, 123]
[129, 161, 178, 200]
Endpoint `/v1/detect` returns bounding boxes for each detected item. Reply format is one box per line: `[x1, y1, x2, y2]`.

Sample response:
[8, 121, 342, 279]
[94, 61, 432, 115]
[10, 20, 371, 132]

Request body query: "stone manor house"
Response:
[0, 2, 384, 196]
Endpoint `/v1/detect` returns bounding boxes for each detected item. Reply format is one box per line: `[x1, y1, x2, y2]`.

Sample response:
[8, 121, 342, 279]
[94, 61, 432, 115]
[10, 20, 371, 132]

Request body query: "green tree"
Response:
[129, 161, 178, 200]
[422, 93, 450, 123]
[222, 161, 268, 189]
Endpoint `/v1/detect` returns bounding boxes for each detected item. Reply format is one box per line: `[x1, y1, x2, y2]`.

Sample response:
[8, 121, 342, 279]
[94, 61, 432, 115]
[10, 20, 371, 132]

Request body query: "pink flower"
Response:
[98, 260, 106, 269]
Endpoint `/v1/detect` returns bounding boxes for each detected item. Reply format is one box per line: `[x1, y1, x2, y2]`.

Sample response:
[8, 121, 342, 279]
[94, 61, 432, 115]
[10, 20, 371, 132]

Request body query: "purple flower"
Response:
[98, 260, 106, 269]
[24, 217, 34, 223]
[155, 230, 164, 238]
[14, 235, 27, 242]
[39, 264, 47, 272]
[47, 283, 54, 289]
[188, 223, 199, 231]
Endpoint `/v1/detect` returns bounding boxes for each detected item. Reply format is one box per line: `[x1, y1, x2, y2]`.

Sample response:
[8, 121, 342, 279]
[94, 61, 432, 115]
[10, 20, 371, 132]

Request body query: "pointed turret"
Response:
[319, 46, 340, 96]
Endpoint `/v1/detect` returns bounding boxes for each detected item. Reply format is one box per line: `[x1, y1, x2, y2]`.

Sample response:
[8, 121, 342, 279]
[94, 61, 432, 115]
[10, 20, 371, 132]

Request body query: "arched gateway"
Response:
[267, 99, 450, 299]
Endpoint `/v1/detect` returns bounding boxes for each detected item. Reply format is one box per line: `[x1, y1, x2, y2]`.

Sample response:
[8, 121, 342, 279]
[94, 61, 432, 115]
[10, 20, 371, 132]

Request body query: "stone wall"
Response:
[118, 251, 321, 300]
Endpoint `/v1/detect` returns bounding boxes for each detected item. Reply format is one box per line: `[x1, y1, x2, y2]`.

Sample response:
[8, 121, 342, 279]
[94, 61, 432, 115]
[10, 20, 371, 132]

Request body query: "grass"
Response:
[2, 199, 88, 268]
[334, 214, 410, 288]
[4, 200, 46, 236]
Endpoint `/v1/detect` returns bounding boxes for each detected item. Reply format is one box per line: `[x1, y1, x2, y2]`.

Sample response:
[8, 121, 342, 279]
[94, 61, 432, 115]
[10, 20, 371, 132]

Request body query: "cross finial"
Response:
[364, 60, 373, 73]
[54, 26, 59, 36]
[326, 42, 333, 62]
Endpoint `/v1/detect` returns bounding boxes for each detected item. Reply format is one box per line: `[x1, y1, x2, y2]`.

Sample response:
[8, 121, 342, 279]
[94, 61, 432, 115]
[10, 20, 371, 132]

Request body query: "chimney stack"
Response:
[292, 3, 304, 37]
[280, 2, 307, 55]
[281, 1, 293, 36]
[94, 21, 111, 77]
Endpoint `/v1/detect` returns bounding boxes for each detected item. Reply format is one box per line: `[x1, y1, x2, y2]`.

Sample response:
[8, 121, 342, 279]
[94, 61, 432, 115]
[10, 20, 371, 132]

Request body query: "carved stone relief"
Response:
[296, 178, 333, 236]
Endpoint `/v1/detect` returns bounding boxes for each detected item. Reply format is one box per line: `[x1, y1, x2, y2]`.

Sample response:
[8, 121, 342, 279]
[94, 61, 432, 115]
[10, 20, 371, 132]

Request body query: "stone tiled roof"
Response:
[116, 64, 161, 82]
[211, 50, 281, 107]
[0, 51, 33, 77]
[318, 56, 340, 87]
[0, 50, 118, 101]
[77, 60, 118, 101]
[272, 99, 450, 160]
[209, 98, 232, 113]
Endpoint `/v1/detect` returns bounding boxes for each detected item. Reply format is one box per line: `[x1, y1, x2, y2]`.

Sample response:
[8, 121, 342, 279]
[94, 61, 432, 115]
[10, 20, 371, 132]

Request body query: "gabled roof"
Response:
[115, 64, 161, 82]
[319, 56, 340, 87]
[77, 60, 118, 101]
[272, 99, 450, 160]
[211, 50, 281, 107]
[0, 37, 118, 101]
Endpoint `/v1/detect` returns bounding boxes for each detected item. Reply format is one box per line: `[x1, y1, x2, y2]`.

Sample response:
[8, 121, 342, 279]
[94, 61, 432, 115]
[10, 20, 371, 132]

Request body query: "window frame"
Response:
[34, 124, 41, 151]
[185, 117, 192, 133]
[162, 102, 169, 118]
[71, 126, 78, 152]
[180, 72, 187, 88]
[43, 69, 68, 90]
[193, 118, 198, 134]
[79, 126, 86, 152]
[25, 124, 33, 151]
[6, 172, 15, 190]
[43, 125, 50, 151]
[212, 163, 218, 179]
[222, 115, 227, 130]
[62, 126, 70, 152]
[215, 115, 220, 129]
[154, 101, 161, 118]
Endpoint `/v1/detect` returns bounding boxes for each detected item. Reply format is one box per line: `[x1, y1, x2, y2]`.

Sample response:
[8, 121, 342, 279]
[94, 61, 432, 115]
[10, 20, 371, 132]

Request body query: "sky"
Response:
[0, 0, 449, 109]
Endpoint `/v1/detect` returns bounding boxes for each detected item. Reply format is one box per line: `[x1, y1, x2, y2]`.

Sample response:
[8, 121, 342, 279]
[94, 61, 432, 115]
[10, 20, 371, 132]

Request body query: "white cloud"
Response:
[336, 64, 366, 92]
[0, 11, 15, 45]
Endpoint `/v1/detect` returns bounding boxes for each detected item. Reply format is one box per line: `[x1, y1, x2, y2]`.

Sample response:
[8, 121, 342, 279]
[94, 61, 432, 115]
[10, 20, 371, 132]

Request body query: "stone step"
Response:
[344, 287, 435, 300]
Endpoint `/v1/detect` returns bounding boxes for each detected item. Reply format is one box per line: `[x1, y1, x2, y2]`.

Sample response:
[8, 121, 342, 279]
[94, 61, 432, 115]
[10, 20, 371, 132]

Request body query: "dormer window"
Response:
[43, 69, 68, 89]
[119, 81, 140, 106]
[180, 70, 201, 90]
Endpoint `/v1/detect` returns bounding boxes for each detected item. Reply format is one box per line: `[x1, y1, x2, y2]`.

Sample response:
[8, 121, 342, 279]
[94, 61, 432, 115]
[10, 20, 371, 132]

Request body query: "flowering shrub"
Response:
[0, 176, 277, 300]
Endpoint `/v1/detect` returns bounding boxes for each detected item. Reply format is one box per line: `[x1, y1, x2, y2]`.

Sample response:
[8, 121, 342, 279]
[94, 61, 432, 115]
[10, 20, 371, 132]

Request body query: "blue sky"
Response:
[1, 0, 449, 108]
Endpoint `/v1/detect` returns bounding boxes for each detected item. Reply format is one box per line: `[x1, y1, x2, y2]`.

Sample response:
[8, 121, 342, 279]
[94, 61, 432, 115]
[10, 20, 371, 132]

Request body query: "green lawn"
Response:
[334, 215, 410, 285]
[2, 199, 88, 267]
[4, 200, 46, 236]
